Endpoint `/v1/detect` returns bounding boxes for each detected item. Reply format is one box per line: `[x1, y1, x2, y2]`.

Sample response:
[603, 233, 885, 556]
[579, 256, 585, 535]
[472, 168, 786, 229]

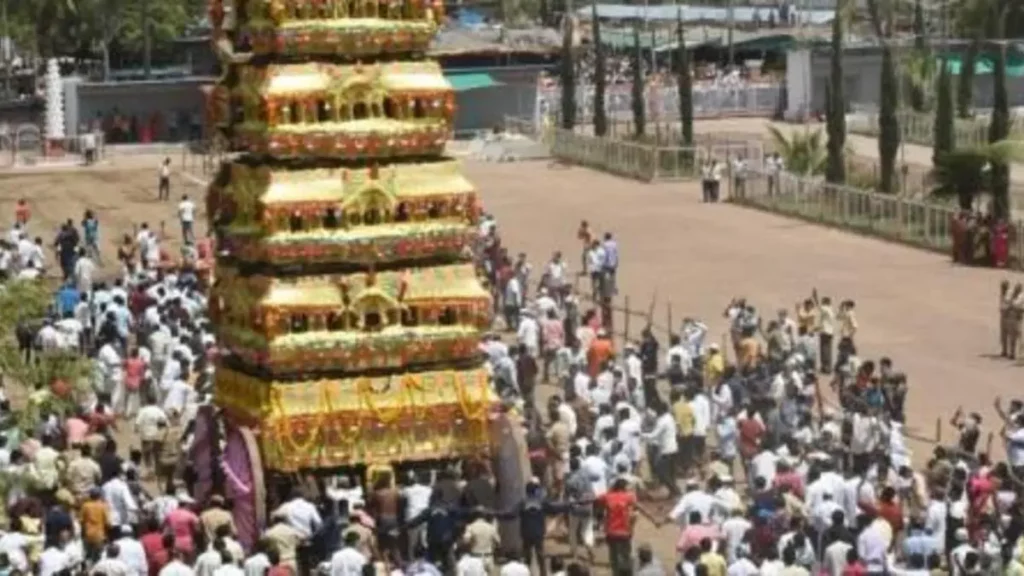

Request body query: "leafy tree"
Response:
[559, 9, 576, 130]
[933, 57, 955, 165]
[591, 2, 608, 137]
[988, 40, 1010, 220]
[0, 281, 91, 433]
[675, 10, 694, 148]
[866, 0, 900, 194]
[768, 127, 827, 176]
[825, 0, 847, 184]
[630, 24, 645, 139]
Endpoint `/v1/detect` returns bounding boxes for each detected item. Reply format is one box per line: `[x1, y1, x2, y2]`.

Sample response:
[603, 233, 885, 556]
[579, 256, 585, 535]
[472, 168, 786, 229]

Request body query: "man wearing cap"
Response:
[200, 494, 236, 544]
[461, 508, 500, 575]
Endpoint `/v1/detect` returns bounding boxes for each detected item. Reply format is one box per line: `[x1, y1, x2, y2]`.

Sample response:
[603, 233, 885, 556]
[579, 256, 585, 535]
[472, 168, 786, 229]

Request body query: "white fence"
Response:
[540, 83, 785, 122]
[847, 108, 1024, 149]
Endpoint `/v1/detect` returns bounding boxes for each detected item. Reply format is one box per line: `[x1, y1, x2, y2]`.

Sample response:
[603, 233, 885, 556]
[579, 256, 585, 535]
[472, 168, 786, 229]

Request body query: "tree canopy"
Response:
[6, 0, 205, 69]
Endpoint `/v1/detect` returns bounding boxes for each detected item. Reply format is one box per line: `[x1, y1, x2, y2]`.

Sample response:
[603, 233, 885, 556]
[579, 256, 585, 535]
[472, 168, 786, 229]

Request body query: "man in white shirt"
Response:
[113, 525, 148, 576]
[178, 194, 197, 245]
[276, 490, 323, 539]
[39, 539, 71, 576]
[330, 532, 368, 576]
[667, 480, 722, 526]
[498, 556, 531, 576]
[516, 310, 540, 357]
[689, 389, 711, 464]
[93, 543, 132, 576]
[74, 249, 97, 294]
[103, 469, 140, 527]
[136, 399, 169, 472]
[642, 403, 679, 497]
[159, 158, 172, 201]
[401, 471, 432, 559]
[455, 549, 487, 576]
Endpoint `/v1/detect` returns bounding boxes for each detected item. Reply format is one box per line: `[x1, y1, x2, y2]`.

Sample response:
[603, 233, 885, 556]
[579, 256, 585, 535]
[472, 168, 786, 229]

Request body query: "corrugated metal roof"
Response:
[577, 4, 835, 25]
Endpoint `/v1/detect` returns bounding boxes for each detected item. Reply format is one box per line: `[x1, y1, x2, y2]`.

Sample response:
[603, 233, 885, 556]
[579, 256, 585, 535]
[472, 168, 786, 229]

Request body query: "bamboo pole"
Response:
[667, 302, 674, 336]
[624, 295, 631, 343]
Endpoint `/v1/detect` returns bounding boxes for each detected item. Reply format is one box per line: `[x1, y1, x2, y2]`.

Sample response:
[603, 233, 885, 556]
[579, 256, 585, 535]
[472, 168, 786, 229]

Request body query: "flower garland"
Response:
[454, 372, 489, 423]
[271, 386, 324, 456]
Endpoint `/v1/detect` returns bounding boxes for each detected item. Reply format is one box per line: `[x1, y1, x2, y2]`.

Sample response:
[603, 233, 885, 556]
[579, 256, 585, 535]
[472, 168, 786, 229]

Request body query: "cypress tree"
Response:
[878, 47, 900, 193]
[560, 10, 577, 130]
[989, 41, 1010, 220]
[909, 0, 929, 112]
[676, 10, 694, 148]
[825, 1, 846, 184]
[592, 3, 608, 137]
[631, 24, 646, 139]
[957, 39, 979, 118]
[933, 57, 954, 165]
[867, 0, 900, 193]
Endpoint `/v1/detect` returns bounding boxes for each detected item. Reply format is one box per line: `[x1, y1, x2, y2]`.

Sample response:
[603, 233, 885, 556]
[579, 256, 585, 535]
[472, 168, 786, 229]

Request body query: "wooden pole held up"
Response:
[624, 295, 631, 343]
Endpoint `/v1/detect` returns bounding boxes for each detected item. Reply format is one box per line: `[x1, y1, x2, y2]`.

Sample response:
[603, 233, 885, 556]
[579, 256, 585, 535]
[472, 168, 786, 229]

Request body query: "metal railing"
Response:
[546, 127, 766, 182]
[541, 83, 785, 123]
[730, 169, 1024, 266]
[847, 109, 1024, 149]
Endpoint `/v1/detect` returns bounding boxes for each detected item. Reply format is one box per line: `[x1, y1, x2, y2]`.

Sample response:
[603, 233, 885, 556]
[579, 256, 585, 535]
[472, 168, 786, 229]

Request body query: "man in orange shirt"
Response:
[587, 328, 614, 377]
[79, 487, 110, 561]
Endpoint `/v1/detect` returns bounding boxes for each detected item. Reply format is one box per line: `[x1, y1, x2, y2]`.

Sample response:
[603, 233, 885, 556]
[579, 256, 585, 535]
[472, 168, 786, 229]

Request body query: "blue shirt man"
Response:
[55, 284, 80, 318]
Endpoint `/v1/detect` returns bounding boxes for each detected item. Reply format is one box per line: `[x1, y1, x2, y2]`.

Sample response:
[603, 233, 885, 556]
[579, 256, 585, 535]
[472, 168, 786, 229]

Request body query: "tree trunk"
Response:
[143, 0, 152, 79]
[878, 45, 900, 193]
[559, 7, 576, 130]
[989, 41, 1010, 220]
[101, 43, 111, 81]
[933, 57, 954, 165]
[630, 24, 645, 139]
[957, 38, 979, 118]
[592, 2, 607, 137]
[676, 12, 693, 148]
[909, 0, 928, 112]
[825, 0, 846, 184]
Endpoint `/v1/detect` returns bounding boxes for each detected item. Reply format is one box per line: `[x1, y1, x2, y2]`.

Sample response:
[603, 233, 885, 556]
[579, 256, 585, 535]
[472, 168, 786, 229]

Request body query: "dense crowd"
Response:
[0, 169, 1019, 576]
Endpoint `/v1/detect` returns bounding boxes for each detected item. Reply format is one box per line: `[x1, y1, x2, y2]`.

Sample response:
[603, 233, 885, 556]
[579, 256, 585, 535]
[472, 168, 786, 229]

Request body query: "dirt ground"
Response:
[0, 145, 1018, 570]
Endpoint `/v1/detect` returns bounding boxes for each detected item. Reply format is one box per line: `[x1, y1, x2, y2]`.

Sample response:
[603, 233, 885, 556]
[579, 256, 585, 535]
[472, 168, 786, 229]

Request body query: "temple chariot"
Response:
[195, 0, 526, 549]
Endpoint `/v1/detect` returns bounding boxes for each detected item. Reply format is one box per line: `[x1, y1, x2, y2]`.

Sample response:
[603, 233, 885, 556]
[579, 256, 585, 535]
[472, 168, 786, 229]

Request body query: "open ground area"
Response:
[0, 145, 1018, 569]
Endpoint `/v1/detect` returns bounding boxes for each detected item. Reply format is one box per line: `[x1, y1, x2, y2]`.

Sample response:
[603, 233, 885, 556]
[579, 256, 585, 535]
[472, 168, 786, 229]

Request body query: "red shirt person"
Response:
[597, 478, 637, 575]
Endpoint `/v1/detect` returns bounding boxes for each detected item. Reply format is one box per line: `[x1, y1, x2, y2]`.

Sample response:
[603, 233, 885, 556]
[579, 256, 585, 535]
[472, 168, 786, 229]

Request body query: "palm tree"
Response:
[768, 127, 828, 176]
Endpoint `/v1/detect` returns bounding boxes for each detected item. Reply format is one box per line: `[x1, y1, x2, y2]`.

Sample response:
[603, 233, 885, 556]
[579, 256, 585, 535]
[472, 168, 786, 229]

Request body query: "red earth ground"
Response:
[0, 148, 1017, 570]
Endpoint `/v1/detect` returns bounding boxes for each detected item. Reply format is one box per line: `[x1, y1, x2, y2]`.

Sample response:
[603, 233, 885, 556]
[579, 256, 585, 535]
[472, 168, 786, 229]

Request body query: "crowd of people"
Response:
[0, 171, 1020, 576]
[478, 213, 1024, 576]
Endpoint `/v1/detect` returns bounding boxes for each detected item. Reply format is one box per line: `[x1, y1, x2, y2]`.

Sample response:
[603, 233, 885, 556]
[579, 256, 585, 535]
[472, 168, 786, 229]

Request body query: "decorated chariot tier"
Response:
[209, 0, 440, 58]
[205, 61, 454, 159]
[210, 263, 491, 375]
[207, 158, 480, 268]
